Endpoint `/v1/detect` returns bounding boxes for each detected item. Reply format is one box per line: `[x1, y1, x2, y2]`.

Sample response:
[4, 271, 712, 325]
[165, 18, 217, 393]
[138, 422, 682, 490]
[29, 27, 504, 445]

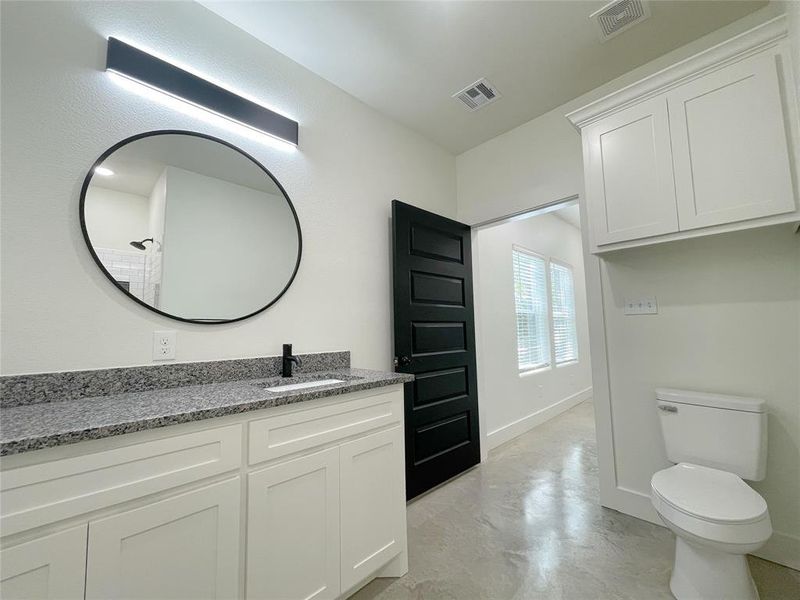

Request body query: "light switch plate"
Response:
[624, 296, 658, 315]
[153, 330, 176, 360]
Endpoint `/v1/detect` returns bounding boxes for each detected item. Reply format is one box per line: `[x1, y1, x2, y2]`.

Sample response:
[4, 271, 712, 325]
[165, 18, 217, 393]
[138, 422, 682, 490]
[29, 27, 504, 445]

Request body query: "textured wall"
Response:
[0, 1, 456, 374]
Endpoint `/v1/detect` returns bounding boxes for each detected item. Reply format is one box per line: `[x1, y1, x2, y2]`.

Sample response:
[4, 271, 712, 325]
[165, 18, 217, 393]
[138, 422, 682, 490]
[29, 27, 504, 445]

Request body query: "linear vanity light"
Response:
[105, 37, 299, 146]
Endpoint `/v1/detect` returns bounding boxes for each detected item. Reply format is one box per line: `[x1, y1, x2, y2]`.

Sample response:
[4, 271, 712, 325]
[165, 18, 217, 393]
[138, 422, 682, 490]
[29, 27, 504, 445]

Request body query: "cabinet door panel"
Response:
[247, 447, 340, 600]
[340, 426, 405, 593]
[0, 526, 87, 600]
[86, 478, 240, 600]
[584, 97, 679, 245]
[668, 52, 795, 230]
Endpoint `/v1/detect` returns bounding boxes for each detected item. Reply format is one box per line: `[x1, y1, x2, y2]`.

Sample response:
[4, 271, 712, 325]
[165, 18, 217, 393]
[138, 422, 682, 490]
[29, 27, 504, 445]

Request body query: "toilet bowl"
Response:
[652, 389, 770, 600]
[651, 463, 771, 600]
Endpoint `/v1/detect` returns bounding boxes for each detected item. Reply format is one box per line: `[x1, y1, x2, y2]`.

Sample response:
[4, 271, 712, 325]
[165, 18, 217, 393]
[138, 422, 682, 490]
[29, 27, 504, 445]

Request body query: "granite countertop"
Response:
[0, 368, 413, 457]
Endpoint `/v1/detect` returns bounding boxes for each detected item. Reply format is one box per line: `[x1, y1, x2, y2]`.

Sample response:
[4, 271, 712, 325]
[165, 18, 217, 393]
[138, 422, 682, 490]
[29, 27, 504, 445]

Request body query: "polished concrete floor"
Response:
[352, 400, 800, 600]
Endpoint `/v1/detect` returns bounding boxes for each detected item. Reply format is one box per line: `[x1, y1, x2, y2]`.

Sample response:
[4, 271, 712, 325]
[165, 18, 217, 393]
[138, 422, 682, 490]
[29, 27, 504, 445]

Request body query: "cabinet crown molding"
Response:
[566, 15, 788, 129]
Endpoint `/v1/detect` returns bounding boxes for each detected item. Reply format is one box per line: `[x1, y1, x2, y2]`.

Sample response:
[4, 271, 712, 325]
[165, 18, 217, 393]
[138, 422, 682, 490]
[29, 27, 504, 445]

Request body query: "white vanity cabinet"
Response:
[0, 526, 87, 600]
[247, 447, 341, 600]
[339, 426, 406, 594]
[569, 16, 798, 253]
[85, 478, 241, 600]
[0, 385, 408, 600]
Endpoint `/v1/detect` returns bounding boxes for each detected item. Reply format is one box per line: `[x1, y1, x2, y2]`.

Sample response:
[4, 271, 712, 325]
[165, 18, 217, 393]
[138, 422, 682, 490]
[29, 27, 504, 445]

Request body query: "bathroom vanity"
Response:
[0, 117, 411, 600]
[0, 356, 412, 599]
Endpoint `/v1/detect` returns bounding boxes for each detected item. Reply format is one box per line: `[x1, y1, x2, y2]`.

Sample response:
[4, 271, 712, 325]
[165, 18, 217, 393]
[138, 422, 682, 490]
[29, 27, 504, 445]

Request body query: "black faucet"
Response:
[282, 344, 302, 377]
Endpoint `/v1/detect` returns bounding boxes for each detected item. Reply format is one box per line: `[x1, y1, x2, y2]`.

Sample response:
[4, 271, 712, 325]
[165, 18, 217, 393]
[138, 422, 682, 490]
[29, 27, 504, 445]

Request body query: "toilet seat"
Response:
[651, 463, 771, 547]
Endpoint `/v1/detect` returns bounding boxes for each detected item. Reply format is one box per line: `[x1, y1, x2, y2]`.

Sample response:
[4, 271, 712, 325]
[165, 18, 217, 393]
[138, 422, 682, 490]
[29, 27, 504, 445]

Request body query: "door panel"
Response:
[0, 526, 87, 600]
[85, 478, 240, 600]
[339, 427, 405, 593]
[411, 322, 466, 355]
[392, 200, 480, 499]
[413, 411, 472, 464]
[247, 448, 339, 600]
[409, 225, 464, 262]
[584, 97, 679, 245]
[412, 367, 468, 407]
[668, 52, 795, 230]
[409, 271, 465, 306]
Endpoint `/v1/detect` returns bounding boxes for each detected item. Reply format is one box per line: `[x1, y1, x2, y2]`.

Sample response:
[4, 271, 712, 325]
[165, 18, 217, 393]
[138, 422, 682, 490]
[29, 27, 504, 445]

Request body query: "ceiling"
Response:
[200, 0, 766, 153]
[553, 204, 581, 229]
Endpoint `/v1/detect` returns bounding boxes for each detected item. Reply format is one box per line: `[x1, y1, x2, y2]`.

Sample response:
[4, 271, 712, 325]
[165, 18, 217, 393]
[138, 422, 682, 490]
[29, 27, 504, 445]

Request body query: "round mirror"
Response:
[80, 131, 301, 323]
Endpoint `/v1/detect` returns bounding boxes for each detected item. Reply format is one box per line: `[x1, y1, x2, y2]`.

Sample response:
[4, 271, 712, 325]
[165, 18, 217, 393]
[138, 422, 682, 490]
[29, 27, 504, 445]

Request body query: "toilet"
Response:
[652, 388, 771, 600]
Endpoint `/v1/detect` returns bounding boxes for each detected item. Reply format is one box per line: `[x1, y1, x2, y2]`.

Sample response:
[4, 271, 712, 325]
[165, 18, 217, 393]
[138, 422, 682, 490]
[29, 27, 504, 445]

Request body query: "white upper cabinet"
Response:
[668, 52, 794, 230]
[584, 97, 679, 245]
[568, 16, 798, 252]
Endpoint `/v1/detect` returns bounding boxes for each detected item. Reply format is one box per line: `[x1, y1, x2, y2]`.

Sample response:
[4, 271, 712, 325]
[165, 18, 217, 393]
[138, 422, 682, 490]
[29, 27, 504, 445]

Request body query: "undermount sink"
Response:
[264, 378, 345, 393]
[257, 373, 361, 393]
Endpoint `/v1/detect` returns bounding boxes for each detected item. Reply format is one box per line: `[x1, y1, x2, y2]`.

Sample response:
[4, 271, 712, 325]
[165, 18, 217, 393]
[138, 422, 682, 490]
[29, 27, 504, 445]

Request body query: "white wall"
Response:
[159, 166, 299, 320]
[0, 0, 455, 374]
[455, 3, 799, 569]
[474, 212, 592, 450]
[83, 187, 150, 251]
[148, 169, 167, 250]
[601, 226, 799, 567]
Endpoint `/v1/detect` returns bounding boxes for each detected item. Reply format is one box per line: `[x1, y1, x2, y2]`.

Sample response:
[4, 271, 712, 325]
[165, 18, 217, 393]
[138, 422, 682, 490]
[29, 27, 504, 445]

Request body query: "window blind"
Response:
[550, 261, 578, 365]
[512, 248, 550, 371]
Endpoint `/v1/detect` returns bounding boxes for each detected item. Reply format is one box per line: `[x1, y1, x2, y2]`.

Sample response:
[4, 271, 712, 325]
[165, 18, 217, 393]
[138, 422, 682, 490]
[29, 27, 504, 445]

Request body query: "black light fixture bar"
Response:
[106, 37, 299, 145]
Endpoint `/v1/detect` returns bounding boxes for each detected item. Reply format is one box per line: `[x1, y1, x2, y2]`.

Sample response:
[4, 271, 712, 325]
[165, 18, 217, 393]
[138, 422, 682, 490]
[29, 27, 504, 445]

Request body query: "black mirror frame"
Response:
[79, 129, 302, 325]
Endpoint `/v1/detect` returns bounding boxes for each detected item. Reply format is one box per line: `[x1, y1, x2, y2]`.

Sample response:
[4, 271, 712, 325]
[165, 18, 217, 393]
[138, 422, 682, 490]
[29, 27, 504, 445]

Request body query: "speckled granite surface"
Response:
[0, 368, 413, 456]
[0, 351, 350, 408]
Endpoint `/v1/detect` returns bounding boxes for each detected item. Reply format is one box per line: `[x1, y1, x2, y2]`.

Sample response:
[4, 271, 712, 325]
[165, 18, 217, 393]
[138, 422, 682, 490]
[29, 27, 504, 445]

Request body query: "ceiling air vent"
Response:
[590, 0, 651, 42]
[453, 78, 501, 111]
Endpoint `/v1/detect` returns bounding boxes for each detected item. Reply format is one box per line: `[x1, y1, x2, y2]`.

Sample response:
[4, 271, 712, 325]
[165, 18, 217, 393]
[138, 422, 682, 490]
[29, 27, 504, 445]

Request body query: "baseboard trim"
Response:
[606, 485, 800, 571]
[754, 530, 800, 571]
[606, 486, 661, 525]
[486, 387, 592, 451]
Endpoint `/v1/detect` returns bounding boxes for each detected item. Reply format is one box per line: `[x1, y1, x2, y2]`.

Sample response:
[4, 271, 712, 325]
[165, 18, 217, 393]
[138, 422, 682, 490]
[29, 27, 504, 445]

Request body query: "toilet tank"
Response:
[655, 388, 767, 481]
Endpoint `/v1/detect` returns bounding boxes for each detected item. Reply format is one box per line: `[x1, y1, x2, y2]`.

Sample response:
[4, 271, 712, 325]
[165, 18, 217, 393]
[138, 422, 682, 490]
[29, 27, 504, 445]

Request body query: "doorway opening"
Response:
[471, 197, 595, 455]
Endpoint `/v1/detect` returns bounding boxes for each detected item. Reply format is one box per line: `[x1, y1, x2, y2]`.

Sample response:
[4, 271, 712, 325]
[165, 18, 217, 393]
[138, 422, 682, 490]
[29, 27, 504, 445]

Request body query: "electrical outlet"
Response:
[153, 330, 176, 360]
[624, 296, 658, 315]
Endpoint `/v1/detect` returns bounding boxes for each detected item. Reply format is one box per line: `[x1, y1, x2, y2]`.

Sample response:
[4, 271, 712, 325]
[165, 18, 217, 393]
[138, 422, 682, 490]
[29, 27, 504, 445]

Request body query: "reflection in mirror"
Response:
[81, 132, 301, 323]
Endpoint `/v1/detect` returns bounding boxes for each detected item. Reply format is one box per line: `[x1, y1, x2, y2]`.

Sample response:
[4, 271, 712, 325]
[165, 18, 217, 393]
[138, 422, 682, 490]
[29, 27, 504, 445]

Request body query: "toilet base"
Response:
[670, 537, 759, 600]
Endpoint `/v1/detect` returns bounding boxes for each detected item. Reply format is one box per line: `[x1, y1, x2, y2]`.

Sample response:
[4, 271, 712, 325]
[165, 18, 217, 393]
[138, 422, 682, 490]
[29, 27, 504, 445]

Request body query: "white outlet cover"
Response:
[152, 330, 176, 360]
[624, 296, 658, 315]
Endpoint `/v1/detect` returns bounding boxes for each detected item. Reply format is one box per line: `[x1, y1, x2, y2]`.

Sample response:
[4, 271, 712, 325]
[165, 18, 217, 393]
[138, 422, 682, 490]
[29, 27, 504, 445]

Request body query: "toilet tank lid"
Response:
[655, 388, 765, 413]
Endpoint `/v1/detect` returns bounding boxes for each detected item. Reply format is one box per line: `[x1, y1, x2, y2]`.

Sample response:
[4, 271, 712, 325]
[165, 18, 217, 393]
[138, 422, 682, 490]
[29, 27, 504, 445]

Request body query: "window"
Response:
[512, 247, 550, 371]
[550, 261, 578, 365]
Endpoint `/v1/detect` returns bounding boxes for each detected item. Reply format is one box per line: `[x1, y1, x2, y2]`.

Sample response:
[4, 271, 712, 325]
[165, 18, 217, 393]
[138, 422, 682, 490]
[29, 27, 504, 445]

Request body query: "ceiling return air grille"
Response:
[591, 0, 651, 41]
[453, 78, 501, 111]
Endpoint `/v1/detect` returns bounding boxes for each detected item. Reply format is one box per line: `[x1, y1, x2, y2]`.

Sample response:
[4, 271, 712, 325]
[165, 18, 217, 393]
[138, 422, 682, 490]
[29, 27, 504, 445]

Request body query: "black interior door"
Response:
[392, 200, 481, 499]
